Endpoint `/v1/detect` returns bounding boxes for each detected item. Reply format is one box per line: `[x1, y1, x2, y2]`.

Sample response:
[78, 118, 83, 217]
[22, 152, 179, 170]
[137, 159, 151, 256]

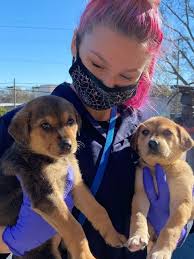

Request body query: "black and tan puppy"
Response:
[127, 116, 194, 259]
[0, 95, 126, 259]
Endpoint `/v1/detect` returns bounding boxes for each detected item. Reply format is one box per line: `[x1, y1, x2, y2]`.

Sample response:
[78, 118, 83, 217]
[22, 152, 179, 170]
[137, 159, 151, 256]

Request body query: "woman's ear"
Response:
[71, 29, 78, 59]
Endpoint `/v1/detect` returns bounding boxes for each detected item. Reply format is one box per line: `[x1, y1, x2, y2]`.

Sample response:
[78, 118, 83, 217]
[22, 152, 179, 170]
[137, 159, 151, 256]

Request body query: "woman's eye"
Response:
[92, 62, 104, 69]
[121, 74, 132, 81]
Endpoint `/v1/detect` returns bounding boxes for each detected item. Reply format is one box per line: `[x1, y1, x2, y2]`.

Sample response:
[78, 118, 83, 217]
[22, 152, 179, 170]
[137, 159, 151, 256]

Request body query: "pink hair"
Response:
[77, 0, 163, 108]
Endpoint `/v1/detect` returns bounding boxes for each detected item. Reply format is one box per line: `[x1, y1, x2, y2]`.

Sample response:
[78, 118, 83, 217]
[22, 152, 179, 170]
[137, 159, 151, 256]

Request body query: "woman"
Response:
[0, 0, 192, 258]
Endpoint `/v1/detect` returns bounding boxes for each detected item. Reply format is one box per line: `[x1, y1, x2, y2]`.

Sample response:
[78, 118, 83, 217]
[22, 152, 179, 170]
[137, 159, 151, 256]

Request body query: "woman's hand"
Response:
[0, 226, 10, 253]
[2, 166, 74, 256]
[143, 164, 188, 245]
[143, 164, 170, 236]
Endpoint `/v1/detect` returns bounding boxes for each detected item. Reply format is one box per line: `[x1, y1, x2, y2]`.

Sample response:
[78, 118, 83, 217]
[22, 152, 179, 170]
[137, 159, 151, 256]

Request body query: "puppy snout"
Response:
[148, 139, 159, 152]
[59, 138, 72, 152]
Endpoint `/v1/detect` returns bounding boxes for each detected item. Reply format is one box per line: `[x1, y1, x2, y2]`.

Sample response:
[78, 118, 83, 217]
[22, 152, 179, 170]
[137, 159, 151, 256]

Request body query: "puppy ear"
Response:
[8, 108, 31, 146]
[130, 125, 142, 152]
[176, 125, 194, 151]
[75, 110, 82, 135]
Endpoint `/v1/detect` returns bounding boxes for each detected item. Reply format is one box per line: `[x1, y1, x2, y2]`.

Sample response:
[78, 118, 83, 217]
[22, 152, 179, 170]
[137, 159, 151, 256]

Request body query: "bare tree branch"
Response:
[179, 49, 194, 71]
[158, 0, 194, 85]
[188, 0, 194, 16]
[166, 57, 189, 85]
[185, 0, 190, 27]
[168, 39, 194, 71]
[188, 81, 194, 85]
[163, 22, 194, 53]
[162, 2, 194, 41]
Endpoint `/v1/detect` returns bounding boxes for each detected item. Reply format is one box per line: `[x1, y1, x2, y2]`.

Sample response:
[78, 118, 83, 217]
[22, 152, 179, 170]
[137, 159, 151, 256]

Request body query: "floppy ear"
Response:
[130, 125, 142, 152]
[8, 108, 31, 146]
[176, 125, 194, 151]
[75, 110, 82, 135]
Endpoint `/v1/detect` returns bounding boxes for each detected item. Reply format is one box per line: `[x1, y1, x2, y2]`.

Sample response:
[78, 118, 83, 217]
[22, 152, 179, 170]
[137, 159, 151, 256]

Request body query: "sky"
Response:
[0, 0, 87, 87]
[0, 1, 193, 89]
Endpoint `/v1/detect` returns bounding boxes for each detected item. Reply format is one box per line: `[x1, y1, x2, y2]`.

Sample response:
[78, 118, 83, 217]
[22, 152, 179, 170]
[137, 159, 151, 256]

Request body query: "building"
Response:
[32, 84, 57, 98]
[0, 103, 23, 110]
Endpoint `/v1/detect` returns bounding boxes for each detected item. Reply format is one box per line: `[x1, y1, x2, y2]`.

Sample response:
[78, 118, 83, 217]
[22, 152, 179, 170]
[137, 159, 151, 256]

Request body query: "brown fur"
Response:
[0, 95, 126, 259]
[127, 116, 194, 259]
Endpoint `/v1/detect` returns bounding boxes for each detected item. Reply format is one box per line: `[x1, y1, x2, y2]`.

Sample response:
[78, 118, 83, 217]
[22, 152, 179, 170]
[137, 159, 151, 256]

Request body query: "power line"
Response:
[0, 88, 51, 94]
[7, 82, 55, 85]
[0, 81, 58, 85]
[0, 25, 72, 31]
[0, 58, 66, 65]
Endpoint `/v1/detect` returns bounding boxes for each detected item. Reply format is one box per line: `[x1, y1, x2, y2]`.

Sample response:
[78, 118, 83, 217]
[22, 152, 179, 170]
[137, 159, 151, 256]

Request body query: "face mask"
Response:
[69, 52, 139, 110]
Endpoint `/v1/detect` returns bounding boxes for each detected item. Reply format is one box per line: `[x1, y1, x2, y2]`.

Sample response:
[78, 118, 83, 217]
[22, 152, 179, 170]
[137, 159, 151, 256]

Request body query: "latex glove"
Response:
[143, 164, 187, 245]
[2, 166, 74, 256]
[143, 164, 169, 236]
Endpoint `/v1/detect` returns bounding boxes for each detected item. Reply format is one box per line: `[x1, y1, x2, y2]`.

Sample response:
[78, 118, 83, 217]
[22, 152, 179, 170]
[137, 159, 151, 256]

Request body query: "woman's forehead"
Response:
[79, 25, 149, 71]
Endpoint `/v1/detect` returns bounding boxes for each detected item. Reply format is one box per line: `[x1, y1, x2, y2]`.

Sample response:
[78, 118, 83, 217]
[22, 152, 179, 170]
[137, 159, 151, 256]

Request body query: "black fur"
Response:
[0, 143, 62, 258]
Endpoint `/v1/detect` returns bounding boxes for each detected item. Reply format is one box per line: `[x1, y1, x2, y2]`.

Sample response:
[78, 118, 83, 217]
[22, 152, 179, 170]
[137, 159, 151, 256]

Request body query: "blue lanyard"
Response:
[78, 106, 117, 225]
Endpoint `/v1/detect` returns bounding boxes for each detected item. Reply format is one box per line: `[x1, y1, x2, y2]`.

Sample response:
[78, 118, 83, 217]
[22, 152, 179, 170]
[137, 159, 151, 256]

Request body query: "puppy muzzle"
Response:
[59, 138, 72, 153]
[148, 139, 160, 154]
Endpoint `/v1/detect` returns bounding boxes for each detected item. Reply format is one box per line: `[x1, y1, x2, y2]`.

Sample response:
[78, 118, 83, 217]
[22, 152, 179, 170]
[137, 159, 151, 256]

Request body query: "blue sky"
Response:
[0, 0, 87, 87]
[0, 1, 193, 89]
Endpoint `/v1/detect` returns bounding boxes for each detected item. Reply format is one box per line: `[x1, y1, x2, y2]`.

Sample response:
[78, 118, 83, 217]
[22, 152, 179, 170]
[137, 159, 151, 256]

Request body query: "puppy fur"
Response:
[127, 116, 194, 259]
[0, 95, 126, 259]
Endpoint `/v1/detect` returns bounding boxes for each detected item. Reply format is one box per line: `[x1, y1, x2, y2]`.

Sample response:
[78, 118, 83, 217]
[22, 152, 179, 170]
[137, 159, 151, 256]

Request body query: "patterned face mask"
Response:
[69, 52, 138, 110]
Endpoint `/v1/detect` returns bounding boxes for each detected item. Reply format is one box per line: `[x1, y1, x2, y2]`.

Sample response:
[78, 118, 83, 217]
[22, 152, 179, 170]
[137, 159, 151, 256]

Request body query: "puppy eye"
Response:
[142, 129, 150, 136]
[67, 118, 75, 126]
[41, 123, 52, 130]
[163, 130, 173, 137]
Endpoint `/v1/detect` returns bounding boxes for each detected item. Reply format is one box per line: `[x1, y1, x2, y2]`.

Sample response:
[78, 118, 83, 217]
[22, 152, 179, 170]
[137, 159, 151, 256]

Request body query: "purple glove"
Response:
[143, 164, 187, 245]
[2, 166, 74, 256]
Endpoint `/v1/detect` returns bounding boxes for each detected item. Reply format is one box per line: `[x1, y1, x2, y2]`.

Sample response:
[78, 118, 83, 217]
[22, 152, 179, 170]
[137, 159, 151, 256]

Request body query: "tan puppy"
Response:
[127, 116, 194, 259]
[0, 95, 126, 259]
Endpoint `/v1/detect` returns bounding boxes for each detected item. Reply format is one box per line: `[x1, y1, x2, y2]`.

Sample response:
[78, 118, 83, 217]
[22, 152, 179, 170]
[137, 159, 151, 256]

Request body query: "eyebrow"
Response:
[90, 50, 139, 73]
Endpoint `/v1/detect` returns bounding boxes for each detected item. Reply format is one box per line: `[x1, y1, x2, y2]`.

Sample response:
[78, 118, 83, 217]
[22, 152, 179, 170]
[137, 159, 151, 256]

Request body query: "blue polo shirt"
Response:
[52, 83, 146, 259]
[0, 83, 146, 258]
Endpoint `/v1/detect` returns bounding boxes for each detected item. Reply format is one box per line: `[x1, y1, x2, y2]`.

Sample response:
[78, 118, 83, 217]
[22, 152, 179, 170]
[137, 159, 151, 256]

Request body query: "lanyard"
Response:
[78, 106, 117, 225]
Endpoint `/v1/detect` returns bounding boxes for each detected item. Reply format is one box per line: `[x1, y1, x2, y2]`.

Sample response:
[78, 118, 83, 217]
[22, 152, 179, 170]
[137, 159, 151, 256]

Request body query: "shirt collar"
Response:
[52, 83, 139, 142]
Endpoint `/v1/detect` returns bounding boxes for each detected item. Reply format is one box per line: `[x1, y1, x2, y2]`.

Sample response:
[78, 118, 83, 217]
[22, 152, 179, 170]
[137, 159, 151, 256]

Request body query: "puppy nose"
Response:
[148, 140, 159, 152]
[59, 139, 72, 151]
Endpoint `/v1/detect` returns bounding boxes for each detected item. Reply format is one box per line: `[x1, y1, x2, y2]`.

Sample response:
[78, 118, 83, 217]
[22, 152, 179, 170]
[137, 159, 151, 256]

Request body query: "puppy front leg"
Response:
[148, 202, 192, 259]
[72, 182, 127, 247]
[32, 193, 95, 259]
[69, 156, 127, 247]
[127, 191, 150, 252]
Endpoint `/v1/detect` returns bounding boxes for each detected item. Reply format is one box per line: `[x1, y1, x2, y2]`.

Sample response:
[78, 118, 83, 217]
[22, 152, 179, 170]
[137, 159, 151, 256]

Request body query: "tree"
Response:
[156, 0, 194, 86]
[0, 88, 36, 104]
[0, 107, 8, 117]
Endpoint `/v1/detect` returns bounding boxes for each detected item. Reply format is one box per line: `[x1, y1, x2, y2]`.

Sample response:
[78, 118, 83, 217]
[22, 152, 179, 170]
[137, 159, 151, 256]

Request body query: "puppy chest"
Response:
[42, 160, 68, 194]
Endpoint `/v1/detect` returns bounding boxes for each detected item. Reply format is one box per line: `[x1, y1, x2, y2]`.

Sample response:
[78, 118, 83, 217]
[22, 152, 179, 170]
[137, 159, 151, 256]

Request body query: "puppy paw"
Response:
[80, 254, 96, 259]
[147, 249, 172, 259]
[75, 251, 96, 259]
[104, 231, 127, 248]
[127, 234, 148, 252]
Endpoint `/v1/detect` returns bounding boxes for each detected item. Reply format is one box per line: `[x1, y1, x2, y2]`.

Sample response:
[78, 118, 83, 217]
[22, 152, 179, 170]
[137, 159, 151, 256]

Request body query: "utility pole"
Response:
[176, 39, 180, 87]
[13, 78, 16, 108]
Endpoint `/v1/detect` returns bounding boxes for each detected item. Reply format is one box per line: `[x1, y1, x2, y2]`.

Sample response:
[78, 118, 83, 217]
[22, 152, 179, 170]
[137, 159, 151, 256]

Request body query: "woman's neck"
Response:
[70, 84, 111, 121]
[86, 106, 111, 121]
